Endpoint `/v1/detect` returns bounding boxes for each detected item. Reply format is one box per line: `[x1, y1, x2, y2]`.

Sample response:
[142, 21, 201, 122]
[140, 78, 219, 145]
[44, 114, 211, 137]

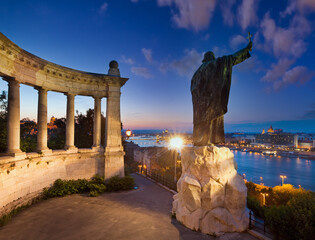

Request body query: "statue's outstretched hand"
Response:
[247, 41, 253, 51]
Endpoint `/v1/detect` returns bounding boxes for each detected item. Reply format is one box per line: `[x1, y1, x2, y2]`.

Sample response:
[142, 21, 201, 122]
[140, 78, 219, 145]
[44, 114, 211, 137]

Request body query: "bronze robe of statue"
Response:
[191, 44, 251, 146]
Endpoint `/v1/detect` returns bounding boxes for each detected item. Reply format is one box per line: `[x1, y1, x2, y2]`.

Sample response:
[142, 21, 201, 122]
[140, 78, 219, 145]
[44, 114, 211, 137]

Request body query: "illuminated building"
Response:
[267, 125, 274, 133]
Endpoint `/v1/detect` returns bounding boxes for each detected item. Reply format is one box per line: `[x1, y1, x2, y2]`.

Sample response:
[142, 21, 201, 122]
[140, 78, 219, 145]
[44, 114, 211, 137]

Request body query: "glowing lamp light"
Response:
[280, 175, 287, 185]
[170, 137, 183, 150]
[126, 129, 132, 137]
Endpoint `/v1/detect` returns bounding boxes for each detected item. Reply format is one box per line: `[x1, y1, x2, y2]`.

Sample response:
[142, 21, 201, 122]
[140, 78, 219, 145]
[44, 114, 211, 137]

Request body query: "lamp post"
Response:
[169, 137, 183, 182]
[280, 175, 287, 185]
[126, 129, 132, 139]
[260, 193, 269, 206]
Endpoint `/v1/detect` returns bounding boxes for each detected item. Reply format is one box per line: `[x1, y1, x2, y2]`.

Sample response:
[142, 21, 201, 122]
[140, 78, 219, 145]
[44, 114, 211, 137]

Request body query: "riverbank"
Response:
[226, 146, 315, 160]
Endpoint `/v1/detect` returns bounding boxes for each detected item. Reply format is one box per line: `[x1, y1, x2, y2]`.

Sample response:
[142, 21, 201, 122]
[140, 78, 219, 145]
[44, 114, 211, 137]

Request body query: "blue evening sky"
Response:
[0, 0, 314, 132]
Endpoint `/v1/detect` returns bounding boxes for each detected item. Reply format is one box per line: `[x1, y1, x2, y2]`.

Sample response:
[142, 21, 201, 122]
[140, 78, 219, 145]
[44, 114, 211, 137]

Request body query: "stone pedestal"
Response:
[172, 146, 248, 236]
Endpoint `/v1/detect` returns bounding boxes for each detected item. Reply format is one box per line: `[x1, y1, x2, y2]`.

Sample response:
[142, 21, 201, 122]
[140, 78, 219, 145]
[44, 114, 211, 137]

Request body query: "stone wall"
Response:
[0, 149, 104, 215]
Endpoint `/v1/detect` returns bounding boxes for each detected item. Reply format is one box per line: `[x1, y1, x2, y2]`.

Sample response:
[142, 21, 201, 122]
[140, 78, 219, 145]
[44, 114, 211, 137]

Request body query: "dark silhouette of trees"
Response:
[0, 91, 7, 152]
[75, 109, 106, 148]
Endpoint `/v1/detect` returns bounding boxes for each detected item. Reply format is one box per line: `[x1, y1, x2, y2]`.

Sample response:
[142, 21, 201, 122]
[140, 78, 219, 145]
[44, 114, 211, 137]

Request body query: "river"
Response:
[233, 150, 314, 191]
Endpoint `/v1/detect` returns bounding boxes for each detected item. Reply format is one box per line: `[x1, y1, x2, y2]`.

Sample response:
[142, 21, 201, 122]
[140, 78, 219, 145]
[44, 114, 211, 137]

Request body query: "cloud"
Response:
[131, 67, 152, 78]
[202, 33, 210, 41]
[237, 0, 259, 30]
[259, 12, 311, 58]
[229, 35, 247, 50]
[282, 0, 315, 16]
[121, 55, 135, 65]
[297, 0, 315, 11]
[160, 49, 203, 76]
[220, 0, 236, 26]
[235, 55, 264, 73]
[262, 58, 295, 82]
[157, 0, 217, 32]
[212, 46, 228, 57]
[262, 57, 315, 90]
[273, 66, 315, 90]
[141, 48, 153, 63]
[99, 3, 108, 13]
[262, 61, 314, 91]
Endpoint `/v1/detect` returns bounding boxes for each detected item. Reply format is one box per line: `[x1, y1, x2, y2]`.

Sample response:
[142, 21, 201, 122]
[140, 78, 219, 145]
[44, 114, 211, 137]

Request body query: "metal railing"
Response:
[141, 169, 177, 191]
[249, 211, 273, 238]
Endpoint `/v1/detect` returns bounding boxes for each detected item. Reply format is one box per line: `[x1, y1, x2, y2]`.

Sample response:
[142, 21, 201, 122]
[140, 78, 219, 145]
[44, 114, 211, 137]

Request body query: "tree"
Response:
[74, 108, 106, 148]
[0, 91, 7, 152]
[48, 117, 66, 150]
[20, 118, 37, 152]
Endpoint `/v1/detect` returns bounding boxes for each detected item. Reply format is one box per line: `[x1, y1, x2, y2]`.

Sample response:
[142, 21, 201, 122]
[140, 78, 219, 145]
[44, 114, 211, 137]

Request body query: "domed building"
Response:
[267, 125, 274, 133]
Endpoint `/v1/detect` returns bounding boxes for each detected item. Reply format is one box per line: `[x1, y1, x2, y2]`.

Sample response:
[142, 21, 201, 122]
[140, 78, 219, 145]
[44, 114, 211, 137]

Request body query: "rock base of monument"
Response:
[172, 146, 249, 236]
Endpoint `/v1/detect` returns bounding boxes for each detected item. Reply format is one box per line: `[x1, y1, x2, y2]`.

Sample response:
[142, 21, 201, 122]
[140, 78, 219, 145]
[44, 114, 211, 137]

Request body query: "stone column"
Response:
[104, 86, 124, 179]
[36, 88, 51, 154]
[65, 93, 77, 151]
[93, 96, 101, 149]
[6, 79, 23, 156]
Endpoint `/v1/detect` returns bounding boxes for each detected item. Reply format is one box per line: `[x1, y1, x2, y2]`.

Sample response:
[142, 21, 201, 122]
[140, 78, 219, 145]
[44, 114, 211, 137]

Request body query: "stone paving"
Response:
[0, 174, 258, 240]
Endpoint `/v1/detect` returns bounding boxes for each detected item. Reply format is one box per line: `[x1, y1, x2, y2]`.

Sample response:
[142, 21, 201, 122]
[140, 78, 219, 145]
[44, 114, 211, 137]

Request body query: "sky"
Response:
[0, 0, 315, 133]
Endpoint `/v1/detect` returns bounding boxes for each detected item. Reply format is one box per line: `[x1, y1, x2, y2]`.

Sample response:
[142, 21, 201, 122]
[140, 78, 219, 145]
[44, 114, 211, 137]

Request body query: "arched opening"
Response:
[75, 96, 94, 148]
[19, 84, 37, 152]
[47, 91, 66, 150]
[0, 77, 7, 153]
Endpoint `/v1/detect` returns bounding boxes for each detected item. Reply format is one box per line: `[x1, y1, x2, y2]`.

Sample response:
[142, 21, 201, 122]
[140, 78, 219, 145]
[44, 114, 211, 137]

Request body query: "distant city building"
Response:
[261, 129, 265, 134]
[256, 126, 297, 147]
[225, 133, 255, 144]
[297, 134, 315, 149]
[274, 129, 283, 133]
[267, 125, 274, 133]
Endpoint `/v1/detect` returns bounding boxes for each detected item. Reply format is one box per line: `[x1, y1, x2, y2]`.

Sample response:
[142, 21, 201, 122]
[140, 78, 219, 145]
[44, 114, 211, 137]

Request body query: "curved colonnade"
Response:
[0, 33, 128, 214]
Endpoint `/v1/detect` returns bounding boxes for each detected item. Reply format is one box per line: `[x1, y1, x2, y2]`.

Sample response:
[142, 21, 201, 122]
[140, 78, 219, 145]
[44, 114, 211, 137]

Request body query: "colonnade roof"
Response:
[0, 33, 128, 97]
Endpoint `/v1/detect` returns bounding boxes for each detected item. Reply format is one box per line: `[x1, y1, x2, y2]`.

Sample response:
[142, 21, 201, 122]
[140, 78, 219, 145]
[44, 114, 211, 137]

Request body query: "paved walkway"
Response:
[0, 174, 258, 240]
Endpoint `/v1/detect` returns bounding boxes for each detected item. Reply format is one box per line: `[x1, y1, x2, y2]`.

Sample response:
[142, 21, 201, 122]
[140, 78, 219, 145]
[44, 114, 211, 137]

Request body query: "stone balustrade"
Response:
[0, 33, 128, 213]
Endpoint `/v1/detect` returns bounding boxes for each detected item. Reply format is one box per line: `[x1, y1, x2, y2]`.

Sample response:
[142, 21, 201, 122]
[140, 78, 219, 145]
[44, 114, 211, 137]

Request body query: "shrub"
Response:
[265, 193, 315, 240]
[106, 175, 135, 192]
[43, 175, 134, 199]
[269, 184, 305, 206]
[247, 196, 265, 218]
[43, 179, 92, 198]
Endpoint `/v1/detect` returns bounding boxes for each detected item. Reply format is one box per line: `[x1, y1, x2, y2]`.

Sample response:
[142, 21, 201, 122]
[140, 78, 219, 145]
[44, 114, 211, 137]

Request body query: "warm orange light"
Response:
[126, 129, 132, 137]
[169, 137, 183, 150]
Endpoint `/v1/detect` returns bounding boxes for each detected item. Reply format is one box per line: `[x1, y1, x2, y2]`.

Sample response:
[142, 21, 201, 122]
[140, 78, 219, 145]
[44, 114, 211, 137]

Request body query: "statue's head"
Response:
[202, 51, 215, 63]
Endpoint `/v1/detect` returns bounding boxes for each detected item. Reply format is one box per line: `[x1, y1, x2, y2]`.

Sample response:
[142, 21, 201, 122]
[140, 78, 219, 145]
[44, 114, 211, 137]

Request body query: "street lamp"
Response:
[126, 129, 132, 139]
[169, 137, 183, 182]
[280, 175, 287, 185]
[260, 193, 269, 206]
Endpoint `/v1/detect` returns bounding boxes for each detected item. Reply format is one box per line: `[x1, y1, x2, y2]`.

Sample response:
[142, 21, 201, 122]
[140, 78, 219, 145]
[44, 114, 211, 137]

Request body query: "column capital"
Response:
[64, 92, 76, 97]
[5, 78, 20, 86]
[93, 96, 102, 100]
[34, 86, 48, 93]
